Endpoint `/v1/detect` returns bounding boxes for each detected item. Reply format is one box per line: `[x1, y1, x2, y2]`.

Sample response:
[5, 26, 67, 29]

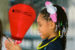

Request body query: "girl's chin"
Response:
[41, 36, 47, 39]
[40, 34, 47, 39]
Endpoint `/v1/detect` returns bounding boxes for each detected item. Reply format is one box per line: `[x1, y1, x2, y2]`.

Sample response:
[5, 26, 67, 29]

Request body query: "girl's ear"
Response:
[51, 22, 56, 29]
[49, 21, 56, 29]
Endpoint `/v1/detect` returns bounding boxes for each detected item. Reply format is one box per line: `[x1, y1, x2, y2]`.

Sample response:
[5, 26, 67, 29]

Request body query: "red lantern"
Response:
[8, 4, 36, 44]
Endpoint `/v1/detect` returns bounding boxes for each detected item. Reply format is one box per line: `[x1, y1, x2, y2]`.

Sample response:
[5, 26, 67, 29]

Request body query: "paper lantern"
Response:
[8, 4, 36, 44]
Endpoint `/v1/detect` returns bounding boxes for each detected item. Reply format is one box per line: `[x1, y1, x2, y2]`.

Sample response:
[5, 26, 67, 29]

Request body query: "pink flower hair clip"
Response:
[45, 1, 57, 22]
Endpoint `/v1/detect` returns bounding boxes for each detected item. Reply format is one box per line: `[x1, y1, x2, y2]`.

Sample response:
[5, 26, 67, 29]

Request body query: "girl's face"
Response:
[37, 13, 51, 39]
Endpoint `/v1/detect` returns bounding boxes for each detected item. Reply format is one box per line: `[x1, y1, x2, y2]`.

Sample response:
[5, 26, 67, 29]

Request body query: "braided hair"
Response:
[40, 5, 68, 50]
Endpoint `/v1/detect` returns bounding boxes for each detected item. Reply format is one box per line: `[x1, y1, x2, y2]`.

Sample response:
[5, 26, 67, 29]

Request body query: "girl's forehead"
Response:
[37, 14, 44, 22]
[37, 16, 48, 24]
[37, 14, 44, 20]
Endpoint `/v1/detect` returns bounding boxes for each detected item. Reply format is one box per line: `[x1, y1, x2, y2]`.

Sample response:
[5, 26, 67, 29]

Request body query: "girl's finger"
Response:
[5, 43, 13, 50]
[5, 40, 12, 45]
[5, 45, 10, 50]
[5, 40, 13, 48]
[5, 42, 11, 47]
[5, 44, 11, 50]
[5, 47, 8, 50]
[8, 38, 14, 44]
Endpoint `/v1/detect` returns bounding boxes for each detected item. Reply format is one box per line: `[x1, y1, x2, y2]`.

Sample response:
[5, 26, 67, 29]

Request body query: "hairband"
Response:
[45, 1, 57, 22]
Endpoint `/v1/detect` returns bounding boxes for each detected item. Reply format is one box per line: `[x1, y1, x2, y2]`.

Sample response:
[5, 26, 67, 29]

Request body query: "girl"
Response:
[4, 1, 68, 50]
[0, 19, 8, 50]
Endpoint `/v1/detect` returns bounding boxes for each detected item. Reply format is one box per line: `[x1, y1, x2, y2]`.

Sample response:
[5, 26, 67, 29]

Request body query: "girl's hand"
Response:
[4, 38, 22, 50]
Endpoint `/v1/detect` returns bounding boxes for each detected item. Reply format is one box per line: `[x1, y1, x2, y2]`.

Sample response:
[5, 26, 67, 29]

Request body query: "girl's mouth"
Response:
[39, 33, 42, 36]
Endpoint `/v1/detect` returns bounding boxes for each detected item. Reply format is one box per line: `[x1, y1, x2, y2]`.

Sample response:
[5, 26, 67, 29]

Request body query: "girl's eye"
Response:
[39, 25, 41, 26]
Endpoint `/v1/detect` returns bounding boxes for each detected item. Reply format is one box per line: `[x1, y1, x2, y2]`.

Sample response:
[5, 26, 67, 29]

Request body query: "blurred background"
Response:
[0, 0, 75, 50]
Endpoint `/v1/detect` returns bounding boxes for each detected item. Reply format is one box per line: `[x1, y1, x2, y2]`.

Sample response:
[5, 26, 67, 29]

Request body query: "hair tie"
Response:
[61, 6, 66, 12]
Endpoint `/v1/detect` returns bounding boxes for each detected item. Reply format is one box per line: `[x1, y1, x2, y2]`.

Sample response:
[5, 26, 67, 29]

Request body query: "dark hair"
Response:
[0, 19, 6, 50]
[40, 5, 68, 50]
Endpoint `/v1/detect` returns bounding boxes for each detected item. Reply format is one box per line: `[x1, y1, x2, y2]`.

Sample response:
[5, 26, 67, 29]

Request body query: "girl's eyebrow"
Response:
[37, 22, 40, 24]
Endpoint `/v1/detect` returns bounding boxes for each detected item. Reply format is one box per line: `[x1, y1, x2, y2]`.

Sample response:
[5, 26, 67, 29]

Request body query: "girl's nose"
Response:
[37, 27, 39, 31]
